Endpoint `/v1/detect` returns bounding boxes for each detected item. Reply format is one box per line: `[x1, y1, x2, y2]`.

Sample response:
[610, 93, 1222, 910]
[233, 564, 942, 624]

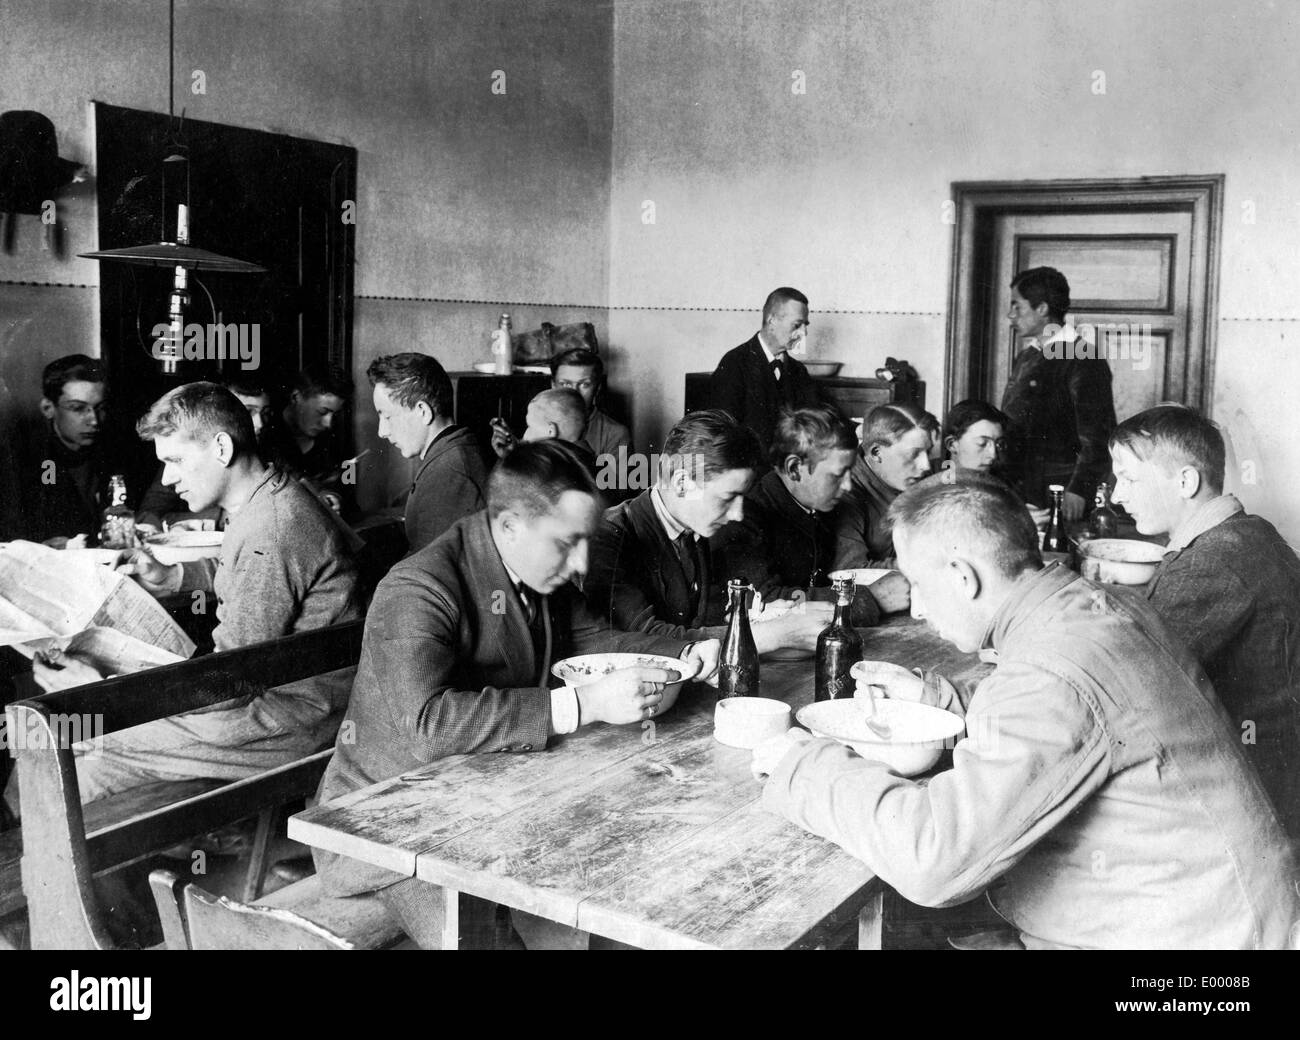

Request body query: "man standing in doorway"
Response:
[999, 267, 1116, 520]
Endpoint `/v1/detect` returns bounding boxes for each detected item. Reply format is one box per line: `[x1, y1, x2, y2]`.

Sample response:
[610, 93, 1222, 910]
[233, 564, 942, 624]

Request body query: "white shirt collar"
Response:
[650, 487, 691, 542]
[756, 329, 783, 363]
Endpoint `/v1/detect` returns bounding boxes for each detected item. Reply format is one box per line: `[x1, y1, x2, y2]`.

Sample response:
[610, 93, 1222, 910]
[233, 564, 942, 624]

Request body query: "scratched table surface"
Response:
[289, 616, 992, 949]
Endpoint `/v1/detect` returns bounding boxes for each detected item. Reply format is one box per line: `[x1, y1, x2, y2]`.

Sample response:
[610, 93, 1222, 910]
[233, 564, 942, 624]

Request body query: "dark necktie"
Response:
[771, 355, 784, 382]
[675, 531, 701, 593]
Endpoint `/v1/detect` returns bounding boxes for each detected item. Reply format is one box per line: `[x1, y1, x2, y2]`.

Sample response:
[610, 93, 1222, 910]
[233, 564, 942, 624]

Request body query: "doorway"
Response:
[946, 177, 1223, 422]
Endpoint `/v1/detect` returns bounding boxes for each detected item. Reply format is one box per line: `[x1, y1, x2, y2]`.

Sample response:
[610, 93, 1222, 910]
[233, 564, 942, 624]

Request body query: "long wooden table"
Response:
[288, 617, 991, 949]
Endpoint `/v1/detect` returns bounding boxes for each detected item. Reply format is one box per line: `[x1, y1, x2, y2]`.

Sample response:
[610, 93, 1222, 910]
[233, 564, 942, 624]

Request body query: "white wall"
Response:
[610, 0, 1300, 541]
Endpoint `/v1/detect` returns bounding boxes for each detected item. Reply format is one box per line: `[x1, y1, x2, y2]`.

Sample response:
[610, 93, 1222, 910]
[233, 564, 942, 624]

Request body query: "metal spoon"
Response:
[861, 684, 893, 741]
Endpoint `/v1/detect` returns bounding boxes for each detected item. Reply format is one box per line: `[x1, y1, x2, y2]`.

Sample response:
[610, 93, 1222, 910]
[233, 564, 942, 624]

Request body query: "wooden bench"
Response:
[149, 868, 403, 950]
[3, 620, 401, 950]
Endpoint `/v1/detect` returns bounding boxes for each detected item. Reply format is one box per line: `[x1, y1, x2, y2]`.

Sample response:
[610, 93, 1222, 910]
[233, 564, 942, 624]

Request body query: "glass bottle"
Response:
[1087, 481, 1119, 539]
[815, 577, 862, 702]
[1042, 484, 1069, 554]
[99, 474, 135, 549]
[492, 312, 513, 374]
[718, 578, 760, 699]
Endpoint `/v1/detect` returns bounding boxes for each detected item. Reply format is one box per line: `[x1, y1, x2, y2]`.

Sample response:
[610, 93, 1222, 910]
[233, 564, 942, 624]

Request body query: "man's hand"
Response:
[1061, 490, 1085, 523]
[682, 639, 721, 687]
[751, 729, 813, 779]
[489, 418, 517, 459]
[319, 491, 343, 513]
[868, 571, 911, 614]
[115, 546, 181, 595]
[575, 666, 676, 726]
[32, 650, 105, 692]
[850, 660, 926, 703]
[752, 601, 834, 654]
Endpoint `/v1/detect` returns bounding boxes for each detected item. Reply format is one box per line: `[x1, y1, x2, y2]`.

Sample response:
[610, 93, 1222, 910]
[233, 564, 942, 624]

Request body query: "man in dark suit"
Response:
[708, 286, 821, 455]
[585, 410, 833, 650]
[315, 441, 720, 947]
[368, 352, 489, 554]
[713, 406, 887, 623]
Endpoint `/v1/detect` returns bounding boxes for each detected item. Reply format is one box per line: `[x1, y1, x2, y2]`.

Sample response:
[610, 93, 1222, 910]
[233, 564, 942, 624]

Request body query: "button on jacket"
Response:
[763, 564, 1297, 949]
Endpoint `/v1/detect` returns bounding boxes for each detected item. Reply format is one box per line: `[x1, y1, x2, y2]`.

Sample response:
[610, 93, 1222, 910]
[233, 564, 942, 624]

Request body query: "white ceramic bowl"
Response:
[796, 698, 965, 776]
[551, 652, 700, 717]
[1078, 538, 1165, 586]
[714, 697, 792, 748]
[803, 360, 843, 377]
[146, 530, 225, 564]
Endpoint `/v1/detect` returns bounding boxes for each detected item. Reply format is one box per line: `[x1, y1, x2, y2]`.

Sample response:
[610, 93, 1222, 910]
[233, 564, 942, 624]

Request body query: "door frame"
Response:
[945, 175, 1224, 416]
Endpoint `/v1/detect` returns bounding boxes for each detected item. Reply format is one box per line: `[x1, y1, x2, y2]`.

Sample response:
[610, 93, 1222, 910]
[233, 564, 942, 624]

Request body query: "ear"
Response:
[40, 397, 56, 420]
[866, 442, 884, 465]
[948, 556, 983, 601]
[780, 454, 802, 481]
[415, 400, 434, 425]
[546, 421, 559, 439]
[943, 434, 957, 455]
[668, 465, 690, 498]
[214, 431, 237, 468]
[1178, 465, 1203, 500]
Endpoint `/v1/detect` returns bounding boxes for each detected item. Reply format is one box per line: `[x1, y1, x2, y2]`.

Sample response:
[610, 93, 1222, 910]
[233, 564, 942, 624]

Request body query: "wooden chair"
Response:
[149, 869, 403, 950]
[3, 620, 402, 949]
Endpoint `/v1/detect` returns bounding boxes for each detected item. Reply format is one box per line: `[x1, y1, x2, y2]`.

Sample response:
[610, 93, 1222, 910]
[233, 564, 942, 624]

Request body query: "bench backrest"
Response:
[6, 620, 363, 949]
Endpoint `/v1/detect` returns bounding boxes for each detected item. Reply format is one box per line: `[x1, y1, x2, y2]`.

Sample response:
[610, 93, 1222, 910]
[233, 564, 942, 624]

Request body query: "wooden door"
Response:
[988, 211, 1192, 424]
[947, 177, 1222, 424]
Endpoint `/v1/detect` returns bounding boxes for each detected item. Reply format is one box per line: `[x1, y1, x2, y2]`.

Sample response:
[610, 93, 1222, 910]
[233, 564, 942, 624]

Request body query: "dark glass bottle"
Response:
[718, 578, 760, 699]
[815, 577, 862, 702]
[1087, 481, 1119, 539]
[1042, 483, 1070, 553]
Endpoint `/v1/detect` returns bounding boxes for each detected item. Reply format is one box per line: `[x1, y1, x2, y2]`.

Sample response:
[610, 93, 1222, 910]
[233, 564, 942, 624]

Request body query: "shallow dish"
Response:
[1077, 537, 1165, 586]
[146, 529, 225, 564]
[551, 652, 700, 717]
[802, 360, 843, 377]
[796, 698, 965, 776]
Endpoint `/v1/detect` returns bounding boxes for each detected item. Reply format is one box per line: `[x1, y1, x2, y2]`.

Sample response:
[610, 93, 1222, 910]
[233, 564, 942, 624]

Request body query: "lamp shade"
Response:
[79, 242, 266, 272]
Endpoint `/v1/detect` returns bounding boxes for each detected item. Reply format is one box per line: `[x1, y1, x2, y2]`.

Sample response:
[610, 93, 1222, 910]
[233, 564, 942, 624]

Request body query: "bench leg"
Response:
[858, 889, 885, 950]
[242, 809, 275, 903]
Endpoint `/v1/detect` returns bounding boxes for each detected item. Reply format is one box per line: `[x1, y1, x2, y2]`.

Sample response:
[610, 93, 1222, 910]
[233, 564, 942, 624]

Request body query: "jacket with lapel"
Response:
[712, 470, 881, 627]
[584, 490, 728, 641]
[316, 509, 687, 896]
[404, 424, 490, 553]
[707, 335, 821, 455]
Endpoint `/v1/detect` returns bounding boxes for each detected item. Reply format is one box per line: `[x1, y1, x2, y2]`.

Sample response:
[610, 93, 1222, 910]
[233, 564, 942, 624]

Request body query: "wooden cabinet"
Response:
[449, 371, 551, 454]
[684, 373, 926, 421]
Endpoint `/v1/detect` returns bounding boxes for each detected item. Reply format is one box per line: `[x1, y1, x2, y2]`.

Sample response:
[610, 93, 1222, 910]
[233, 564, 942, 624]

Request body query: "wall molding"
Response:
[0, 279, 96, 289]
[355, 294, 941, 316]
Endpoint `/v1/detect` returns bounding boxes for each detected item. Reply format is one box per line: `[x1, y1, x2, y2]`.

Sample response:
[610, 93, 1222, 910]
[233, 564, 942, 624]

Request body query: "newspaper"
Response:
[0, 540, 195, 672]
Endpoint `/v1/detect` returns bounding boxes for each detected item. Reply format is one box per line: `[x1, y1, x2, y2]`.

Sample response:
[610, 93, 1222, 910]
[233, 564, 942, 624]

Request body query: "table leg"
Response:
[858, 889, 884, 950]
[440, 887, 461, 950]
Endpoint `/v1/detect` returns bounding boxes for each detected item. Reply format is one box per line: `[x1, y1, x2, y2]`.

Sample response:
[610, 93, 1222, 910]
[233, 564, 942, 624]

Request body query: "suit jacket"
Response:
[585, 490, 727, 642]
[404, 425, 489, 553]
[708, 335, 820, 454]
[712, 470, 881, 627]
[1000, 341, 1116, 505]
[315, 510, 688, 896]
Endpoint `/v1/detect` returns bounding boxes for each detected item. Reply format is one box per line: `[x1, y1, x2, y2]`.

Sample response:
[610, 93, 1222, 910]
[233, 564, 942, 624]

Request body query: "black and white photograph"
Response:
[0, 0, 1296, 994]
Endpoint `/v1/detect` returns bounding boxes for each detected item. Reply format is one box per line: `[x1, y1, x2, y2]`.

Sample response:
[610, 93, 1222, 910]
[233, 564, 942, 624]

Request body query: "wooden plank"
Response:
[15, 622, 362, 735]
[410, 715, 762, 927]
[288, 696, 711, 876]
[575, 799, 876, 949]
